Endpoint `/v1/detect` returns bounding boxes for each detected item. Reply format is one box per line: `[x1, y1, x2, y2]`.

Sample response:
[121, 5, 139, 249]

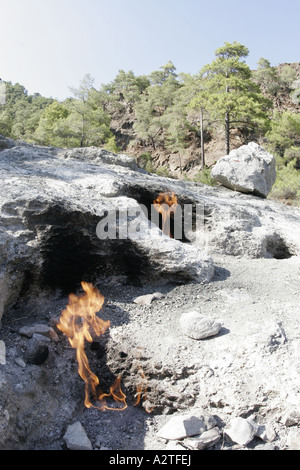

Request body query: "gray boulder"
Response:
[211, 142, 276, 198]
[0, 139, 214, 325]
[1, 137, 300, 327]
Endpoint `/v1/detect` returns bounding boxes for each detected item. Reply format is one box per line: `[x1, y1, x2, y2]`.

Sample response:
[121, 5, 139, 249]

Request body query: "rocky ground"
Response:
[0, 251, 300, 451]
[0, 137, 300, 451]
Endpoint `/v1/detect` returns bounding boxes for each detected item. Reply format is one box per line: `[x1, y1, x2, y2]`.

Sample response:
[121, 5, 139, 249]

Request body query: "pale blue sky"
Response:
[0, 0, 299, 100]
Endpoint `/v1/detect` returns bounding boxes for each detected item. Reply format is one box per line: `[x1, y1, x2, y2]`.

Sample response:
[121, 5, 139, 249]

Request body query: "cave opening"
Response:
[265, 234, 293, 260]
[123, 185, 200, 243]
[22, 204, 155, 296]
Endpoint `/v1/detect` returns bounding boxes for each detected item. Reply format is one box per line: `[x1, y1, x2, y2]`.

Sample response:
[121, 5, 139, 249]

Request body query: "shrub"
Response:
[269, 158, 300, 205]
[193, 167, 217, 186]
[137, 152, 155, 173]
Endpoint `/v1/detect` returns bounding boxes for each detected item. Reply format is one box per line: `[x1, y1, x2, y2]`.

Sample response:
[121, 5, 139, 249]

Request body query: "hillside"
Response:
[0, 137, 300, 450]
[0, 48, 300, 204]
[110, 62, 300, 180]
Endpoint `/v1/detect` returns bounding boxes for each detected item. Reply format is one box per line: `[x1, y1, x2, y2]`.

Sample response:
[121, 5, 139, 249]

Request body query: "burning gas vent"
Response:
[57, 281, 152, 412]
[123, 185, 200, 242]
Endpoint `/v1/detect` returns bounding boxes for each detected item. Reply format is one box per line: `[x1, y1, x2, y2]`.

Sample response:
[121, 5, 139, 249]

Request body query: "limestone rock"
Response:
[63, 421, 93, 450]
[133, 292, 164, 306]
[282, 406, 300, 427]
[266, 322, 287, 352]
[157, 410, 217, 441]
[183, 427, 221, 450]
[0, 139, 214, 325]
[1, 137, 300, 327]
[179, 311, 222, 340]
[224, 417, 257, 446]
[255, 424, 277, 443]
[211, 142, 276, 198]
[286, 429, 300, 450]
[19, 324, 59, 342]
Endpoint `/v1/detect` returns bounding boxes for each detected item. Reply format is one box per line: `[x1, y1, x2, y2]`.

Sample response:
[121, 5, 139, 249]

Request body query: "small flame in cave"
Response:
[153, 192, 178, 238]
[57, 282, 150, 412]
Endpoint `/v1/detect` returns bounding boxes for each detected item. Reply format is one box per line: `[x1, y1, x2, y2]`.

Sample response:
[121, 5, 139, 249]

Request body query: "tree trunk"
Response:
[80, 117, 84, 148]
[150, 137, 156, 150]
[200, 109, 205, 169]
[178, 153, 183, 175]
[225, 112, 230, 155]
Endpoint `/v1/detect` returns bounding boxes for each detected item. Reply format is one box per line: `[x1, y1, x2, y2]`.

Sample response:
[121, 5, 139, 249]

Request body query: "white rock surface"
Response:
[211, 142, 276, 198]
[157, 411, 217, 440]
[183, 427, 221, 450]
[286, 429, 300, 450]
[133, 292, 164, 306]
[63, 421, 93, 450]
[179, 311, 222, 339]
[224, 417, 257, 446]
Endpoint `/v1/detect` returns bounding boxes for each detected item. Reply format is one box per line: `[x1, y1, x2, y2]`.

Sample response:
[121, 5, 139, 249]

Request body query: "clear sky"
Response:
[0, 0, 299, 101]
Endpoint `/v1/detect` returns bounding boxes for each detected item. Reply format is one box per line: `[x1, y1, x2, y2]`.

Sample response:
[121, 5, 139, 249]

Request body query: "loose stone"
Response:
[224, 417, 257, 446]
[179, 311, 222, 340]
[63, 421, 93, 450]
[157, 410, 217, 441]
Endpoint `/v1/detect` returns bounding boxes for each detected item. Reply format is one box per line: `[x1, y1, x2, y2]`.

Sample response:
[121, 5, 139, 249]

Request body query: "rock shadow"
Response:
[212, 265, 231, 282]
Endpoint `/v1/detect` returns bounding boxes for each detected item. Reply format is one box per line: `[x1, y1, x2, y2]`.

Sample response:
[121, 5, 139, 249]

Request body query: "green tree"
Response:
[110, 70, 150, 111]
[149, 61, 177, 85]
[69, 74, 95, 147]
[68, 74, 113, 147]
[201, 41, 272, 154]
[278, 64, 297, 90]
[187, 73, 212, 168]
[34, 101, 71, 146]
[163, 103, 188, 174]
[253, 58, 280, 95]
[266, 110, 300, 155]
[133, 62, 180, 150]
[0, 82, 53, 141]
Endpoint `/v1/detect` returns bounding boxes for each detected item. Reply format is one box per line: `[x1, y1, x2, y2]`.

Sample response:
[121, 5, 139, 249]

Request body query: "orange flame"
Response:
[153, 192, 178, 237]
[134, 365, 154, 413]
[57, 281, 127, 410]
[57, 282, 152, 412]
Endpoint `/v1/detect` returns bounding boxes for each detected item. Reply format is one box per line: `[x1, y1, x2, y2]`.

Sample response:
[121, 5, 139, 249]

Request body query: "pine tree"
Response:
[200, 41, 272, 154]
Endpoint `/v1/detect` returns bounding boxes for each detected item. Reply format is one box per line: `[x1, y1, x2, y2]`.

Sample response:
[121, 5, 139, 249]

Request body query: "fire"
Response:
[57, 281, 125, 410]
[153, 192, 178, 237]
[57, 281, 151, 412]
[134, 365, 154, 414]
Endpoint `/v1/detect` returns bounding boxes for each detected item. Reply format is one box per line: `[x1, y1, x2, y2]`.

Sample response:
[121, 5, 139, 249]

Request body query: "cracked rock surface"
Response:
[0, 138, 300, 450]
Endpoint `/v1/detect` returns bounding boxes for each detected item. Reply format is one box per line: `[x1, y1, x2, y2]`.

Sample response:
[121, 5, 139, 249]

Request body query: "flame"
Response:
[57, 281, 127, 410]
[57, 282, 152, 412]
[134, 365, 154, 413]
[134, 366, 148, 407]
[153, 192, 178, 237]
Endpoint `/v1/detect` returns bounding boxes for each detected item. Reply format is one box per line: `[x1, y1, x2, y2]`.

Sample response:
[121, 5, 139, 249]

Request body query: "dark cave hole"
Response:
[265, 235, 293, 260]
[40, 228, 153, 293]
[24, 205, 155, 295]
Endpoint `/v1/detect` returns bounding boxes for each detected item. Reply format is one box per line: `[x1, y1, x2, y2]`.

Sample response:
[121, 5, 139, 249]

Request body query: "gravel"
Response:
[0, 252, 300, 450]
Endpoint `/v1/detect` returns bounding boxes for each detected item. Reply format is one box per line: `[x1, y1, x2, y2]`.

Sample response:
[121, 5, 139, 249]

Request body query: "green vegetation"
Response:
[0, 41, 299, 204]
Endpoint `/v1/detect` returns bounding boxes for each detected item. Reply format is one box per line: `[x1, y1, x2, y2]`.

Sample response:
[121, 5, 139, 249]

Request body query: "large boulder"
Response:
[1, 137, 300, 325]
[211, 142, 276, 198]
[0, 139, 214, 325]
